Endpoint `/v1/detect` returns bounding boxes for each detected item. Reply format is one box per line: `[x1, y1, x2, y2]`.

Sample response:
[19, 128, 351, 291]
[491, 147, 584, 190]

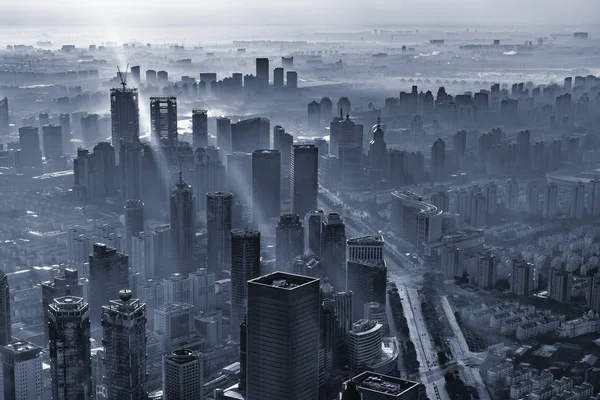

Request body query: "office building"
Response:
[170, 172, 196, 265]
[345, 371, 420, 399]
[348, 319, 383, 376]
[251, 149, 281, 230]
[130, 65, 140, 83]
[287, 71, 298, 89]
[510, 259, 535, 296]
[131, 231, 155, 281]
[0, 97, 7, 136]
[334, 290, 354, 343]
[322, 213, 347, 291]
[273, 67, 284, 88]
[207, 192, 233, 273]
[431, 138, 446, 180]
[305, 210, 324, 257]
[230, 229, 261, 342]
[162, 349, 203, 400]
[120, 142, 143, 200]
[89, 244, 129, 326]
[390, 191, 442, 251]
[81, 114, 100, 144]
[347, 236, 386, 321]
[247, 272, 320, 400]
[150, 97, 178, 146]
[216, 117, 231, 155]
[110, 86, 139, 159]
[154, 303, 194, 349]
[0, 341, 43, 400]
[17, 126, 42, 170]
[42, 124, 63, 158]
[189, 268, 216, 313]
[146, 70, 157, 84]
[193, 147, 226, 217]
[308, 100, 321, 129]
[192, 109, 208, 148]
[339, 143, 363, 191]
[231, 117, 270, 153]
[48, 295, 93, 400]
[41, 268, 83, 343]
[227, 151, 252, 219]
[291, 144, 318, 219]
[101, 290, 147, 399]
[276, 213, 305, 271]
[0, 270, 10, 346]
[255, 57, 269, 88]
[163, 273, 191, 305]
[124, 199, 144, 255]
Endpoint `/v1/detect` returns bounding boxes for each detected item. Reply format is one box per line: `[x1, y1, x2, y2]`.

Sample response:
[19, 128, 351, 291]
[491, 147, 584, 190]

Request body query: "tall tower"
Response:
[255, 58, 269, 89]
[110, 85, 140, 160]
[206, 191, 233, 274]
[0, 97, 8, 136]
[322, 213, 347, 291]
[41, 269, 83, 343]
[124, 199, 144, 256]
[101, 290, 147, 400]
[170, 171, 196, 265]
[192, 109, 208, 149]
[42, 124, 63, 158]
[120, 142, 144, 202]
[571, 181, 585, 219]
[291, 144, 318, 219]
[251, 150, 281, 231]
[131, 231, 155, 281]
[543, 183, 558, 219]
[227, 151, 252, 221]
[510, 259, 534, 296]
[92, 142, 118, 200]
[89, 244, 129, 326]
[0, 270, 11, 346]
[276, 213, 305, 272]
[216, 117, 231, 155]
[48, 295, 93, 400]
[150, 97, 178, 146]
[0, 341, 43, 400]
[368, 118, 387, 180]
[431, 138, 446, 181]
[305, 210, 324, 257]
[246, 272, 320, 400]
[162, 349, 203, 400]
[230, 228, 261, 342]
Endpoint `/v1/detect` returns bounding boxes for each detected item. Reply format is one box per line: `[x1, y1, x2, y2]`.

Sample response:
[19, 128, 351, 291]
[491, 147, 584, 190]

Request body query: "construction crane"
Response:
[117, 63, 129, 90]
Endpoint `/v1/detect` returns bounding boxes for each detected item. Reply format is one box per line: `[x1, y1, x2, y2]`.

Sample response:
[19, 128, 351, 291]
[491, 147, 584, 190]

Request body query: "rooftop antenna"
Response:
[117, 63, 129, 90]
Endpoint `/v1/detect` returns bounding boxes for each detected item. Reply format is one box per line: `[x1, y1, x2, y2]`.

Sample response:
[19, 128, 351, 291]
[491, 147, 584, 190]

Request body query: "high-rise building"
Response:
[231, 117, 270, 153]
[41, 268, 83, 343]
[287, 71, 298, 89]
[170, 172, 196, 265]
[526, 181, 539, 215]
[193, 147, 226, 218]
[543, 183, 558, 219]
[150, 97, 178, 146]
[110, 86, 139, 160]
[131, 231, 155, 281]
[0, 270, 11, 346]
[162, 349, 203, 400]
[91, 142, 118, 201]
[475, 252, 497, 289]
[255, 57, 269, 88]
[368, 119, 388, 181]
[192, 109, 208, 149]
[230, 228, 261, 342]
[0, 341, 43, 400]
[0, 97, 8, 136]
[80, 113, 100, 144]
[510, 259, 534, 296]
[130, 66, 140, 83]
[549, 267, 572, 304]
[42, 124, 63, 158]
[216, 117, 231, 155]
[89, 244, 129, 326]
[207, 191, 233, 274]
[18, 126, 42, 170]
[124, 199, 144, 255]
[291, 144, 318, 219]
[273, 67, 284, 88]
[305, 210, 324, 257]
[101, 290, 147, 400]
[189, 268, 216, 313]
[344, 371, 421, 399]
[431, 138, 446, 180]
[163, 273, 191, 304]
[308, 100, 321, 129]
[337, 97, 351, 117]
[227, 151, 252, 219]
[571, 181, 586, 219]
[347, 236, 386, 321]
[517, 130, 531, 170]
[48, 295, 93, 400]
[246, 272, 320, 400]
[339, 144, 363, 191]
[390, 191, 442, 250]
[348, 319, 383, 376]
[320, 97, 333, 123]
[322, 213, 347, 291]
[505, 179, 519, 212]
[276, 213, 304, 271]
[252, 149, 281, 230]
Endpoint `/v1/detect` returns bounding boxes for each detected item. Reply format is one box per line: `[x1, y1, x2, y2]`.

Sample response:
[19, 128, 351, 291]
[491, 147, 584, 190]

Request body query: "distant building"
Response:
[192, 109, 208, 148]
[276, 213, 305, 271]
[170, 172, 196, 267]
[291, 144, 318, 219]
[42, 124, 63, 158]
[321, 213, 347, 291]
[150, 97, 178, 146]
[0, 97, 8, 136]
[0, 270, 11, 346]
[255, 58, 269, 88]
[251, 150, 281, 231]
[89, 244, 129, 326]
[286, 71, 298, 89]
[110, 86, 139, 160]
[206, 192, 233, 274]
[510, 259, 535, 296]
[549, 267, 572, 304]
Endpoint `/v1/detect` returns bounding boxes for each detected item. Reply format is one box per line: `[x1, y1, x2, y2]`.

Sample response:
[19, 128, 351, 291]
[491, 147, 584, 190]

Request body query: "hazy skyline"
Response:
[2, 0, 600, 28]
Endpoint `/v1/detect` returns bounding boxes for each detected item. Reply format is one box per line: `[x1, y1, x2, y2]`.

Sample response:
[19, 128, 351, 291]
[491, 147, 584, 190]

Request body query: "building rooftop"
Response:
[347, 235, 384, 246]
[249, 271, 318, 290]
[1, 340, 42, 359]
[351, 371, 420, 397]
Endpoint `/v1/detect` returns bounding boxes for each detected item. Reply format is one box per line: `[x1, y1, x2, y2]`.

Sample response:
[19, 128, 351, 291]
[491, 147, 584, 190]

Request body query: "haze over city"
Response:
[1, 1, 600, 400]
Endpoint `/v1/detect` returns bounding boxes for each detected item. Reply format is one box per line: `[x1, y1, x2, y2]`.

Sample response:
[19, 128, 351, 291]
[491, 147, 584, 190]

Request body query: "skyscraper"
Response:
[206, 191, 233, 274]
[124, 199, 144, 256]
[231, 117, 270, 153]
[274, 126, 294, 212]
[101, 290, 147, 400]
[305, 210, 324, 257]
[216, 117, 231, 155]
[543, 183, 558, 219]
[48, 295, 93, 400]
[120, 142, 144, 201]
[41, 268, 83, 343]
[548, 267, 572, 304]
[18, 126, 42, 170]
[92, 142, 118, 200]
[251, 149, 281, 230]
[369, 118, 388, 181]
[230, 228, 261, 342]
[42, 124, 63, 158]
[571, 181, 586, 219]
[510, 259, 534, 296]
[170, 172, 196, 265]
[131, 231, 155, 281]
[308, 101, 321, 129]
[322, 213, 347, 291]
[0, 97, 8, 136]
[150, 97, 178, 146]
[246, 272, 320, 400]
[526, 181, 539, 215]
[0, 341, 43, 400]
[227, 151, 252, 220]
[273, 67, 284, 88]
[110, 86, 140, 160]
[192, 109, 208, 148]
[0, 270, 11, 346]
[431, 138, 446, 181]
[89, 244, 129, 326]
[276, 213, 305, 271]
[193, 147, 226, 218]
[255, 57, 269, 89]
[291, 144, 318, 219]
[162, 349, 203, 400]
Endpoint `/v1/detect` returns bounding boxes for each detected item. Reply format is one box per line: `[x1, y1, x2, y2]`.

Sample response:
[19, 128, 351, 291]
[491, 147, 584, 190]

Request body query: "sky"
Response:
[2, 0, 599, 27]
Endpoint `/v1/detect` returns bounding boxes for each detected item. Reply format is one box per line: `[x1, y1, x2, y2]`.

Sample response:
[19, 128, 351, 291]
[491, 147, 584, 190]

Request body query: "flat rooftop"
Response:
[249, 271, 318, 289]
[351, 371, 420, 397]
